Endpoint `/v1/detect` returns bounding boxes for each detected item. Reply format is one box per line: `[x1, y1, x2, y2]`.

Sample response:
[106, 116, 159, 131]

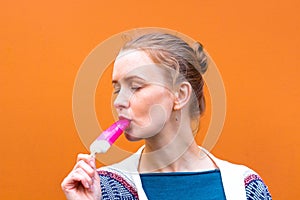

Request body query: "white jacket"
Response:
[98, 146, 271, 200]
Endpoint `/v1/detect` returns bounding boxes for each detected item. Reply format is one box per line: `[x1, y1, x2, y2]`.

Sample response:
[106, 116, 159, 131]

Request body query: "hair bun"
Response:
[193, 42, 208, 74]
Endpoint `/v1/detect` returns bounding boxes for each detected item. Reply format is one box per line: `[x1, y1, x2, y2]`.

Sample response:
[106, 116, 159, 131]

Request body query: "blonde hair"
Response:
[121, 33, 208, 118]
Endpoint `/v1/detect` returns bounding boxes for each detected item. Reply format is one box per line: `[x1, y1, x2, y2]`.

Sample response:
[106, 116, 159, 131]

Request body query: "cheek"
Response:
[129, 88, 174, 126]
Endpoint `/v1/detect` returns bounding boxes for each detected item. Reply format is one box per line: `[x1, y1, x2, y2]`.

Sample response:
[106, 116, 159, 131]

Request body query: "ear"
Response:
[173, 82, 192, 111]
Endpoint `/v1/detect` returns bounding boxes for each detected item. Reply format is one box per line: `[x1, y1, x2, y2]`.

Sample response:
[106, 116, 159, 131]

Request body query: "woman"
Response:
[61, 33, 272, 199]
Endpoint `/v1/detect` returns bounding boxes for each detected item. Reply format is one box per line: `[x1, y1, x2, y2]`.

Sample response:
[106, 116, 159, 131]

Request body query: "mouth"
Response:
[118, 115, 132, 131]
[118, 115, 131, 121]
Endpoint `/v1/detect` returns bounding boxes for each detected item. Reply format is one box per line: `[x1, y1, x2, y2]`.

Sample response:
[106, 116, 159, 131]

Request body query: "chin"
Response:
[124, 132, 142, 142]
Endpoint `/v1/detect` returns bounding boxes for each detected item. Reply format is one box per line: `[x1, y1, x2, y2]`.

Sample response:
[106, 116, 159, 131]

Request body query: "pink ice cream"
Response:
[89, 119, 130, 155]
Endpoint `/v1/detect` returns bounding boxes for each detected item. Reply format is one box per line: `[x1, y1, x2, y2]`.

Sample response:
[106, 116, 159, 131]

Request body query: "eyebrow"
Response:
[112, 75, 146, 84]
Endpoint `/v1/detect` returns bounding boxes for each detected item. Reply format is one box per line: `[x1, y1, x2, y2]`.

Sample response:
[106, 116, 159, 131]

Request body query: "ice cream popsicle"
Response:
[89, 119, 130, 156]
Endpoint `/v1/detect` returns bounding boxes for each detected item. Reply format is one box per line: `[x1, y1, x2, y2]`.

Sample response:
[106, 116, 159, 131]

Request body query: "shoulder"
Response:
[204, 149, 272, 199]
[243, 168, 272, 200]
[216, 157, 272, 199]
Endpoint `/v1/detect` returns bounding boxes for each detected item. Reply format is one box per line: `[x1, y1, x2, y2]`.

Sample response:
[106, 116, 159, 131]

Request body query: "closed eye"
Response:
[113, 89, 120, 94]
[130, 82, 146, 92]
[112, 83, 121, 94]
[131, 86, 142, 91]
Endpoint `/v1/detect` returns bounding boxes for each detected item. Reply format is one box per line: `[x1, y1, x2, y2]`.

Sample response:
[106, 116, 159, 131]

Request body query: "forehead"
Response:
[112, 50, 170, 83]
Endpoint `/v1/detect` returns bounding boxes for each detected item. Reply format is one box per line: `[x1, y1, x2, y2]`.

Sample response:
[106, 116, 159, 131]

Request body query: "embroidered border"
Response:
[244, 174, 272, 200]
[98, 170, 139, 199]
[244, 174, 262, 185]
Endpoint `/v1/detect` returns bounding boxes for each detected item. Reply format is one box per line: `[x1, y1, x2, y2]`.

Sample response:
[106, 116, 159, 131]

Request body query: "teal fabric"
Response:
[140, 169, 226, 200]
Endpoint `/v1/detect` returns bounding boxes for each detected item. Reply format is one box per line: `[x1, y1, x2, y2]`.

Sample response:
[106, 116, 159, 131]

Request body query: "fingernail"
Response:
[85, 182, 90, 188]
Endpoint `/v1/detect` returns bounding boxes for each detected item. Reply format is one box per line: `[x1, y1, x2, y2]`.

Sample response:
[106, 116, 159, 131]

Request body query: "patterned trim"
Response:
[244, 174, 272, 200]
[98, 170, 139, 199]
[244, 174, 262, 185]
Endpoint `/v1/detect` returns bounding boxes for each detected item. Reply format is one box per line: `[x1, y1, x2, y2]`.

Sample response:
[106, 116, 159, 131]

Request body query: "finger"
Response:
[76, 153, 96, 170]
[61, 169, 90, 190]
[89, 169, 101, 194]
[76, 153, 92, 163]
[73, 160, 95, 177]
[89, 157, 96, 170]
[93, 169, 100, 184]
[72, 168, 93, 188]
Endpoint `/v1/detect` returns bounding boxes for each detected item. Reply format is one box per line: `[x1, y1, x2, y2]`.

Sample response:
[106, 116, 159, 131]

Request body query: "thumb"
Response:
[89, 158, 100, 184]
[89, 158, 102, 198]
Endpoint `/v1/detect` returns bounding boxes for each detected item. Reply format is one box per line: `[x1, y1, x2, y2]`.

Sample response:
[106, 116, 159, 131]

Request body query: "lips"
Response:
[118, 114, 131, 121]
[118, 115, 132, 131]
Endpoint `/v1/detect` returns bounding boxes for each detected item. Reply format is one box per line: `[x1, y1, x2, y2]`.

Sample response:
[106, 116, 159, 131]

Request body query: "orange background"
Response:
[0, 0, 299, 199]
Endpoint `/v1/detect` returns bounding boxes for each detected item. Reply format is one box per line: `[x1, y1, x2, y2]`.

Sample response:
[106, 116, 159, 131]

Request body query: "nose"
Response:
[113, 89, 130, 110]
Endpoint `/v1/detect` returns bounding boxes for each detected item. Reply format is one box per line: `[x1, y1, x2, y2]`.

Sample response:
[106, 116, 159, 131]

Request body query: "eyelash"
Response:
[131, 86, 142, 91]
[113, 89, 120, 94]
[113, 86, 143, 94]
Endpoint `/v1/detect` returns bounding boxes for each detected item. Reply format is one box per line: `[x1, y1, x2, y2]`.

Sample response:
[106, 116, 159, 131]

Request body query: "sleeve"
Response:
[98, 169, 139, 200]
[244, 173, 272, 200]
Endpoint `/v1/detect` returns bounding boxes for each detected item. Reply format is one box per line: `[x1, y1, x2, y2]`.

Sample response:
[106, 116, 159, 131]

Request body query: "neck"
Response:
[139, 122, 217, 173]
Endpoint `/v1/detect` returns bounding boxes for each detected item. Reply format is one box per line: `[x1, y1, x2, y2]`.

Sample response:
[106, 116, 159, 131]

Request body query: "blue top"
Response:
[140, 169, 226, 200]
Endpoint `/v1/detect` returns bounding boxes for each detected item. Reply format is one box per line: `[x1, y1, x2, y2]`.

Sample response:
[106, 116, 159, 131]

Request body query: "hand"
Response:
[61, 154, 101, 200]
